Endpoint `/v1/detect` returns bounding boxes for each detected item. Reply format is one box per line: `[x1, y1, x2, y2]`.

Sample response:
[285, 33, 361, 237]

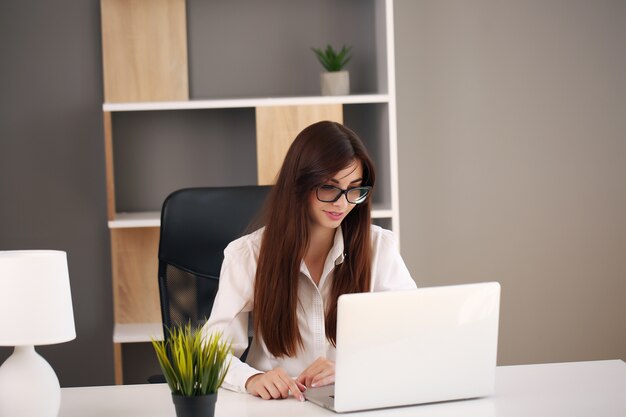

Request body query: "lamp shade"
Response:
[0, 250, 76, 346]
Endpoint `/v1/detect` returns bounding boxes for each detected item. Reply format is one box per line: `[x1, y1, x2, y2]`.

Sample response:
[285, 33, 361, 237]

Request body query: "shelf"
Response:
[109, 207, 394, 229]
[113, 323, 163, 343]
[103, 94, 390, 112]
[108, 212, 161, 228]
[372, 209, 394, 218]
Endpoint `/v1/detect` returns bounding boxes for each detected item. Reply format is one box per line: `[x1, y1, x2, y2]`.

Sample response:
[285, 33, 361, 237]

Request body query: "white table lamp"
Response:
[0, 250, 76, 417]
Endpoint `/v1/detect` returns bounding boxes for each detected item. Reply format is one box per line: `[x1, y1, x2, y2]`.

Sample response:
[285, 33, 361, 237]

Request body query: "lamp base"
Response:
[0, 345, 61, 417]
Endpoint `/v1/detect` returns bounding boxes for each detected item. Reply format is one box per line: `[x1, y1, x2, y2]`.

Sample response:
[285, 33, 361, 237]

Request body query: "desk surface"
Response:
[60, 360, 626, 417]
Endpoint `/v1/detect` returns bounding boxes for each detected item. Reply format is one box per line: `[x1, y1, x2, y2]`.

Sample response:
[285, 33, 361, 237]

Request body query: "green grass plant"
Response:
[151, 323, 232, 396]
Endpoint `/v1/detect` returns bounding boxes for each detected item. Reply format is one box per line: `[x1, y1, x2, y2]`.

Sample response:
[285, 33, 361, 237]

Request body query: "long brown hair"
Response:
[254, 121, 375, 357]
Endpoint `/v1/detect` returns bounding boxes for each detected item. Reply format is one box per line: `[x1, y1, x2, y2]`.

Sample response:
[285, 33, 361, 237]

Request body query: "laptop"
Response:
[304, 282, 501, 413]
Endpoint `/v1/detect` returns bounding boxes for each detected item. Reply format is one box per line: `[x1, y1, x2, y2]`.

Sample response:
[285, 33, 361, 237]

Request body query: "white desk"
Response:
[60, 360, 626, 417]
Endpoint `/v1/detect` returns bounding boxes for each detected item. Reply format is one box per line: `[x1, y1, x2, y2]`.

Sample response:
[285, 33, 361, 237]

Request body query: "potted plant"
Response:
[312, 44, 352, 96]
[151, 324, 232, 417]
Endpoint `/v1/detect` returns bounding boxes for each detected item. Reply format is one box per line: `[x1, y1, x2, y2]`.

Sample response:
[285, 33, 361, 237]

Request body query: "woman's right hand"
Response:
[245, 368, 307, 401]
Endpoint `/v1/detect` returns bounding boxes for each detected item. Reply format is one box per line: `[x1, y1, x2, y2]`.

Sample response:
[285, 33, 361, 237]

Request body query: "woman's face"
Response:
[308, 160, 364, 231]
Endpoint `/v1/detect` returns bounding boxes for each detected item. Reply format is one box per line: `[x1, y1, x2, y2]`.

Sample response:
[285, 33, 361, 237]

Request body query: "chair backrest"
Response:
[157, 186, 271, 337]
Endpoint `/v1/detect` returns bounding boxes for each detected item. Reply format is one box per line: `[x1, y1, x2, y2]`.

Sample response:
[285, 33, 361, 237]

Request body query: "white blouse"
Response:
[201, 224, 416, 393]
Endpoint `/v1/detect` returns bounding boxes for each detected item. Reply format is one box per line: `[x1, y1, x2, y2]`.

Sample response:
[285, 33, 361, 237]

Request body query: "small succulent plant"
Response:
[312, 44, 352, 72]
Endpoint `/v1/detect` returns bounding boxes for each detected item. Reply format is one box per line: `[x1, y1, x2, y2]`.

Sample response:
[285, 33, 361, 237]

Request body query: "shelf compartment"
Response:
[112, 108, 258, 213]
[111, 103, 392, 215]
[187, 0, 386, 98]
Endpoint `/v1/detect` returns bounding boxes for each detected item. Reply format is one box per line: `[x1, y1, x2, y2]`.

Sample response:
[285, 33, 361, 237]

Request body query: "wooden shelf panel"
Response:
[256, 104, 344, 185]
[101, 0, 188, 102]
[103, 94, 390, 112]
[110, 228, 161, 324]
[113, 322, 163, 343]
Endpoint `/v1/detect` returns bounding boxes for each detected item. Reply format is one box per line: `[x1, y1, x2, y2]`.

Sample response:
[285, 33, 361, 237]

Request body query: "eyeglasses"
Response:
[316, 185, 373, 204]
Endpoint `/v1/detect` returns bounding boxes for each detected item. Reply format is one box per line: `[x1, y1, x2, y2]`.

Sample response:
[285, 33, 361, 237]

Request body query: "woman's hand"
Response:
[245, 368, 307, 401]
[296, 357, 335, 388]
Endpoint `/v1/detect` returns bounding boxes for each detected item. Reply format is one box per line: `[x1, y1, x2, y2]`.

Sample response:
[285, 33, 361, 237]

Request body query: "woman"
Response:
[202, 121, 416, 401]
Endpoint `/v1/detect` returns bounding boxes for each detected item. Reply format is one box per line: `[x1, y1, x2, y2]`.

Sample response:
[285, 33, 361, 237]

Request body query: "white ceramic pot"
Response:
[321, 71, 350, 96]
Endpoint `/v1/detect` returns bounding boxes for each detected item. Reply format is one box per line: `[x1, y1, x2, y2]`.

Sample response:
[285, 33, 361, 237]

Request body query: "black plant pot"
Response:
[171, 392, 218, 417]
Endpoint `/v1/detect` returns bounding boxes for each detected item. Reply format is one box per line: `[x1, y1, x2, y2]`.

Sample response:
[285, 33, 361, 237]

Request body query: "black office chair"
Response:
[157, 185, 270, 349]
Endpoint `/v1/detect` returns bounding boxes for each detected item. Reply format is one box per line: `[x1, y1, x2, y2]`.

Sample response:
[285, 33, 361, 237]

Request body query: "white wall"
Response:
[395, 0, 626, 365]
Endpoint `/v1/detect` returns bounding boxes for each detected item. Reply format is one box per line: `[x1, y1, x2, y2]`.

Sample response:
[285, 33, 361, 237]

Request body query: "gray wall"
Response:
[0, 1, 114, 385]
[395, 0, 626, 365]
[0, 0, 624, 387]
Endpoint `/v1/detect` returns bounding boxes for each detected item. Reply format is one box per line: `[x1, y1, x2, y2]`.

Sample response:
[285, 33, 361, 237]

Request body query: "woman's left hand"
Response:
[296, 357, 335, 388]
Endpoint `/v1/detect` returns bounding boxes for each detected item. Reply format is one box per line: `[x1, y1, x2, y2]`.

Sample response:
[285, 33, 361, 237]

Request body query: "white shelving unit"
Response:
[101, 0, 400, 383]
